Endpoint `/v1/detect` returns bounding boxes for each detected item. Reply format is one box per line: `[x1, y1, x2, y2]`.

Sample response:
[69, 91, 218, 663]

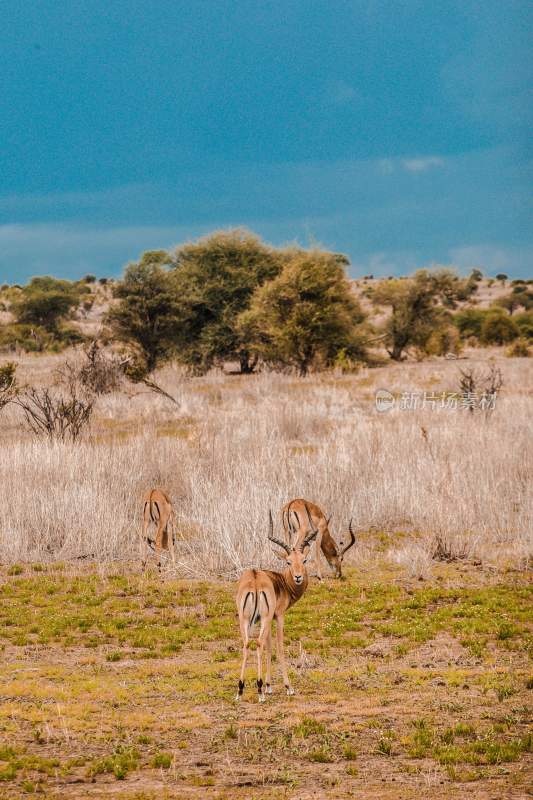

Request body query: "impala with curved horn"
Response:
[282, 499, 355, 580]
[235, 504, 319, 702]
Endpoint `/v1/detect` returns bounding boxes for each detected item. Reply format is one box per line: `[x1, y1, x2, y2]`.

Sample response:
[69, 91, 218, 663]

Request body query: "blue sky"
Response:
[1, 0, 531, 282]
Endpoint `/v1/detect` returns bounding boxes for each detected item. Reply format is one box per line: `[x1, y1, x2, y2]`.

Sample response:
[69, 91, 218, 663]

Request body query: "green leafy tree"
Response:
[515, 311, 533, 340]
[171, 229, 283, 373]
[480, 310, 519, 345]
[453, 308, 489, 340]
[372, 269, 466, 360]
[237, 250, 366, 376]
[14, 276, 82, 332]
[494, 290, 532, 315]
[106, 251, 181, 374]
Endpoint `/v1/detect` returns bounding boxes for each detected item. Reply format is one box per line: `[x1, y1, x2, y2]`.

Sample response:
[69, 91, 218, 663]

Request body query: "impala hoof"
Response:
[265, 684, 273, 695]
[234, 694, 241, 702]
[286, 687, 295, 696]
[258, 694, 265, 703]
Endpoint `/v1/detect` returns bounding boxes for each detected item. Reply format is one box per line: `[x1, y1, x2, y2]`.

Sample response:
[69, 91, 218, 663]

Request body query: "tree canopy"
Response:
[237, 250, 366, 375]
[170, 229, 283, 372]
[106, 252, 181, 374]
[13, 276, 84, 332]
[372, 269, 472, 360]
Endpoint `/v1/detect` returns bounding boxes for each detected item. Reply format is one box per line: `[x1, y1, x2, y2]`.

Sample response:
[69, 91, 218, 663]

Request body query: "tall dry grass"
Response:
[0, 351, 531, 575]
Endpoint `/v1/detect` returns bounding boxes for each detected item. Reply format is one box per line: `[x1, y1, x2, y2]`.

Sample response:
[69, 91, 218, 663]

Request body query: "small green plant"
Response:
[409, 719, 433, 757]
[7, 564, 23, 576]
[87, 746, 139, 781]
[106, 651, 122, 662]
[223, 723, 238, 740]
[293, 716, 326, 738]
[496, 684, 517, 702]
[377, 734, 394, 756]
[342, 744, 357, 760]
[152, 751, 172, 769]
[308, 748, 333, 763]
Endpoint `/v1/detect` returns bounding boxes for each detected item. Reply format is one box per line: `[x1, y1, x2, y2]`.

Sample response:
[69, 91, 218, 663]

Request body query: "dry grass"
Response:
[0, 348, 531, 575]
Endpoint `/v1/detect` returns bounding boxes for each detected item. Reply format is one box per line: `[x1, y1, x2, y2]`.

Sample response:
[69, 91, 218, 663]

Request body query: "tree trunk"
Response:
[389, 343, 405, 361]
[239, 352, 258, 374]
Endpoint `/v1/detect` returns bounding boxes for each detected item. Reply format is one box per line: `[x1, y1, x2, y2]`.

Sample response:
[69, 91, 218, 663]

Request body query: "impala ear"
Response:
[271, 547, 289, 561]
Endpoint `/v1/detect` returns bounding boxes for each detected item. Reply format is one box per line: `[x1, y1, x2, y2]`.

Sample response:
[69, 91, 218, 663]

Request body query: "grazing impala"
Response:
[235, 506, 318, 702]
[141, 489, 176, 571]
[282, 499, 355, 579]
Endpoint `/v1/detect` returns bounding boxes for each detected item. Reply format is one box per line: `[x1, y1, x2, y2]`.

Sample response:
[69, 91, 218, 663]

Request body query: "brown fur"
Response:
[282, 498, 355, 579]
[141, 488, 176, 571]
[235, 512, 317, 701]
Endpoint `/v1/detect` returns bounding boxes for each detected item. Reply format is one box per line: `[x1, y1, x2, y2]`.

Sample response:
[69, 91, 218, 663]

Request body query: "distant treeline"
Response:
[1, 229, 532, 371]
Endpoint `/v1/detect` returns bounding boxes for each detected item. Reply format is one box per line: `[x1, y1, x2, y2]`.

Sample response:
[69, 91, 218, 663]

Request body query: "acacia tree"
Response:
[372, 269, 470, 361]
[14, 276, 84, 332]
[237, 250, 366, 375]
[0, 362, 18, 412]
[171, 229, 283, 373]
[106, 251, 181, 374]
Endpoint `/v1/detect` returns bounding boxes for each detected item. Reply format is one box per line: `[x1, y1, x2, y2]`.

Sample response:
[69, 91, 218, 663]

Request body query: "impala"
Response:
[282, 498, 355, 579]
[235, 505, 318, 702]
[141, 488, 176, 570]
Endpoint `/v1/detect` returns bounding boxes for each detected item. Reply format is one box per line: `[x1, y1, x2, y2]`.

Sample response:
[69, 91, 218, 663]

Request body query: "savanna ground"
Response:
[0, 346, 532, 798]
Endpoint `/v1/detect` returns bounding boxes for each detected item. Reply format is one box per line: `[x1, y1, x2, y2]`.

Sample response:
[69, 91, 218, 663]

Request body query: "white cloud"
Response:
[377, 158, 394, 175]
[448, 244, 533, 277]
[0, 184, 151, 213]
[401, 156, 445, 173]
[0, 223, 210, 282]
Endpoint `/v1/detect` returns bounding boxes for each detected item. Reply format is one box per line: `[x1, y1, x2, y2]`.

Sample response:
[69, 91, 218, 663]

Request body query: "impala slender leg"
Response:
[276, 615, 294, 695]
[236, 625, 249, 701]
[265, 628, 273, 694]
[140, 508, 148, 570]
[256, 621, 267, 703]
[155, 520, 164, 572]
[169, 514, 177, 567]
[314, 535, 323, 581]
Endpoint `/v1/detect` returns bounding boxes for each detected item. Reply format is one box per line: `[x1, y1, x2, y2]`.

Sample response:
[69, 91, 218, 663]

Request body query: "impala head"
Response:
[328, 517, 356, 579]
[268, 508, 318, 585]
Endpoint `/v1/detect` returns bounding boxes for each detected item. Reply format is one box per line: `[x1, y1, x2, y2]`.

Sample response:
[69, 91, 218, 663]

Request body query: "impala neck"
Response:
[281, 567, 308, 601]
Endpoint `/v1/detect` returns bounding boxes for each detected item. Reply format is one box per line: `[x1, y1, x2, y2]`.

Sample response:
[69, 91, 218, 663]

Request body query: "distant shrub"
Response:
[453, 309, 488, 340]
[13, 276, 83, 333]
[82, 274, 97, 283]
[0, 362, 18, 411]
[424, 325, 462, 356]
[0, 323, 84, 354]
[515, 311, 533, 340]
[506, 339, 531, 358]
[480, 311, 519, 345]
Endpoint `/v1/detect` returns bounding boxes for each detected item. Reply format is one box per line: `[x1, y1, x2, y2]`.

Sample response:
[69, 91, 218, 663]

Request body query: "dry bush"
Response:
[0, 351, 531, 572]
[388, 541, 434, 580]
[15, 386, 94, 442]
